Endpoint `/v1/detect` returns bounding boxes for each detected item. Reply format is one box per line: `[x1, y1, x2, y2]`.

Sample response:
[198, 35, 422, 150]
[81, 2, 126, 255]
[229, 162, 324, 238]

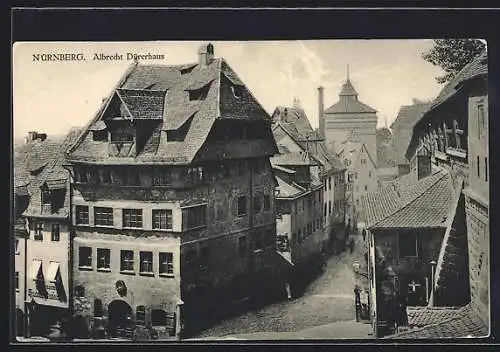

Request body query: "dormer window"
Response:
[41, 189, 51, 204]
[231, 85, 244, 99]
[187, 81, 213, 102]
[180, 65, 196, 75]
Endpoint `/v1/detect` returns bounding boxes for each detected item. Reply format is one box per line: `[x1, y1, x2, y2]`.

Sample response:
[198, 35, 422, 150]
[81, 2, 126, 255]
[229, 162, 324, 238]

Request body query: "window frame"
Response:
[152, 209, 173, 230]
[79, 246, 93, 269]
[186, 205, 207, 229]
[120, 250, 135, 273]
[33, 220, 44, 241]
[96, 248, 111, 271]
[159, 252, 174, 277]
[398, 232, 419, 258]
[139, 251, 154, 275]
[75, 205, 90, 225]
[122, 208, 143, 229]
[94, 207, 114, 227]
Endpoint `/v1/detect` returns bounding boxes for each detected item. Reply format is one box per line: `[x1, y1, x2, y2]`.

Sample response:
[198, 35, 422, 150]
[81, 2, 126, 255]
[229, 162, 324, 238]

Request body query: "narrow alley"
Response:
[191, 233, 372, 340]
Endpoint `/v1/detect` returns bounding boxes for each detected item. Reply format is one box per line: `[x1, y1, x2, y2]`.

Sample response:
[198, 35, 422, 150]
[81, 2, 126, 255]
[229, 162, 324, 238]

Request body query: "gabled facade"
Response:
[65, 44, 280, 340]
[271, 104, 346, 252]
[337, 140, 378, 229]
[13, 129, 80, 338]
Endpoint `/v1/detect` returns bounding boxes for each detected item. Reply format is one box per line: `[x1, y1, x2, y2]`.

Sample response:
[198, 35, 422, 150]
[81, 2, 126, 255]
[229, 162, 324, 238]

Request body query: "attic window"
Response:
[166, 116, 194, 142]
[188, 84, 211, 101]
[231, 85, 244, 99]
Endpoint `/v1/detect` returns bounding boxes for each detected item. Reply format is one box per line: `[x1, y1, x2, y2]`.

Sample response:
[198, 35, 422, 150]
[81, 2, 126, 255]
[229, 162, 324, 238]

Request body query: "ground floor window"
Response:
[136, 306, 146, 326]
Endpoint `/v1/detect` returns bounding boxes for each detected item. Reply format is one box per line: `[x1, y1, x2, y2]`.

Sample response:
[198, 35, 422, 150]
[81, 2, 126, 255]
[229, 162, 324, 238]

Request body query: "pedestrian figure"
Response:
[362, 229, 366, 241]
[354, 285, 361, 322]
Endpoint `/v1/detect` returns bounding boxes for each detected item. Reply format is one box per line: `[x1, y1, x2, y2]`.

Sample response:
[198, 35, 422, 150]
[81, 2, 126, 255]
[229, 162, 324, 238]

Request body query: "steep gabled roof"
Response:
[338, 141, 377, 171]
[271, 151, 319, 167]
[68, 57, 276, 165]
[275, 175, 304, 198]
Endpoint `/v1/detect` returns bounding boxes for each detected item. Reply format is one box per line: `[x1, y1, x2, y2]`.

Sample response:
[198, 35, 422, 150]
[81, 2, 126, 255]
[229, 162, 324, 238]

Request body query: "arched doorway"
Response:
[108, 300, 133, 338]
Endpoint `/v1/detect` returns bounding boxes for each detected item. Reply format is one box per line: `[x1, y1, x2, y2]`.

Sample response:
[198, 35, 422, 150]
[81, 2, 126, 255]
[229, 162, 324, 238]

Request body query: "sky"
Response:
[13, 40, 447, 139]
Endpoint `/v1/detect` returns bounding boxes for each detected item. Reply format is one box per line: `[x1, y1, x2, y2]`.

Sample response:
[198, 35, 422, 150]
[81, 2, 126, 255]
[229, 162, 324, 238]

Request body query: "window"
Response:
[238, 236, 248, 256]
[253, 195, 262, 213]
[477, 156, 481, 178]
[100, 168, 112, 184]
[51, 224, 60, 242]
[356, 199, 359, 205]
[364, 185, 368, 191]
[75, 285, 85, 297]
[152, 167, 172, 186]
[41, 189, 51, 204]
[75, 166, 89, 183]
[94, 299, 103, 317]
[97, 248, 110, 270]
[136, 306, 146, 326]
[253, 232, 263, 251]
[485, 157, 488, 182]
[159, 252, 174, 276]
[263, 194, 271, 211]
[276, 235, 289, 252]
[152, 209, 173, 230]
[15, 272, 19, 291]
[328, 177, 332, 190]
[120, 250, 134, 272]
[186, 205, 207, 229]
[140, 251, 153, 274]
[33, 221, 43, 241]
[369, 171, 372, 178]
[187, 166, 205, 184]
[123, 209, 143, 228]
[94, 207, 114, 227]
[188, 84, 210, 101]
[237, 196, 247, 216]
[127, 169, 140, 186]
[76, 206, 89, 225]
[478, 104, 485, 139]
[151, 309, 167, 327]
[398, 232, 418, 257]
[79, 246, 92, 268]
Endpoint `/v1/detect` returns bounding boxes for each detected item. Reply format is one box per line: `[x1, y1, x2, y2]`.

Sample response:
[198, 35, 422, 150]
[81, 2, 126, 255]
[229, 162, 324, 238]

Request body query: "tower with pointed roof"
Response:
[318, 69, 378, 165]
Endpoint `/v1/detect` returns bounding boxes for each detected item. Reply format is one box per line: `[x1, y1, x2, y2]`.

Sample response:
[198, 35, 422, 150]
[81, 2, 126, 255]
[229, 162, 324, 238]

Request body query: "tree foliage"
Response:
[422, 39, 486, 84]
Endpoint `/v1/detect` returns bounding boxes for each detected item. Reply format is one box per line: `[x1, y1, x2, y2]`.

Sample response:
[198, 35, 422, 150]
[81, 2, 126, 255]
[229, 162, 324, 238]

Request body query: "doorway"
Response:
[108, 300, 133, 338]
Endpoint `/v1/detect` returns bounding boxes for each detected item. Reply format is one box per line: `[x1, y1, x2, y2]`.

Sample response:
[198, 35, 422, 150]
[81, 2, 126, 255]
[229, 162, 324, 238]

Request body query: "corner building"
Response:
[66, 44, 279, 339]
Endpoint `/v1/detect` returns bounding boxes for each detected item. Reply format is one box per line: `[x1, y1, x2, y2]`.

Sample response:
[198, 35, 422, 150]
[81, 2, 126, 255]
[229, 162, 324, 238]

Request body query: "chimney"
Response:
[198, 43, 215, 67]
[417, 154, 432, 180]
[318, 86, 325, 139]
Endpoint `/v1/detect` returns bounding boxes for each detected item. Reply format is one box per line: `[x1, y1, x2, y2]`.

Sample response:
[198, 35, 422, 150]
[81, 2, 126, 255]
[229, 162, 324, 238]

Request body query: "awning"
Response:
[30, 260, 42, 281]
[44, 179, 67, 191]
[46, 262, 60, 283]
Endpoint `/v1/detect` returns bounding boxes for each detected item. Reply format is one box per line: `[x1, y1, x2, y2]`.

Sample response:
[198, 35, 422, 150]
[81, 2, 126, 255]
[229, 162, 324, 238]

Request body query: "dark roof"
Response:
[325, 79, 376, 114]
[116, 88, 166, 120]
[386, 304, 488, 339]
[68, 58, 276, 165]
[22, 128, 81, 219]
[406, 306, 463, 328]
[271, 106, 315, 137]
[406, 50, 488, 160]
[363, 167, 457, 229]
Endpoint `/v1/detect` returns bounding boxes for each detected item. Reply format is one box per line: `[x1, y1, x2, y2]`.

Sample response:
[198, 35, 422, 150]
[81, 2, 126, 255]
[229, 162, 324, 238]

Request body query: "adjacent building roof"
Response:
[68, 55, 277, 165]
[362, 167, 457, 229]
[337, 141, 376, 172]
[385, 304, 488, 339]
[271, 151, 318, 167]
[325, 79, 377, 114]
[406, 50, 488, 161]
[20, 128, 81, 219]
[275, 175, 304, 198]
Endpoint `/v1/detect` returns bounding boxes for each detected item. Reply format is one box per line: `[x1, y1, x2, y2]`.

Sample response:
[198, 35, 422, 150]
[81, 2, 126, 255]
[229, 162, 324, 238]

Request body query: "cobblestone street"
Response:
[192, 233, 371, 339]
